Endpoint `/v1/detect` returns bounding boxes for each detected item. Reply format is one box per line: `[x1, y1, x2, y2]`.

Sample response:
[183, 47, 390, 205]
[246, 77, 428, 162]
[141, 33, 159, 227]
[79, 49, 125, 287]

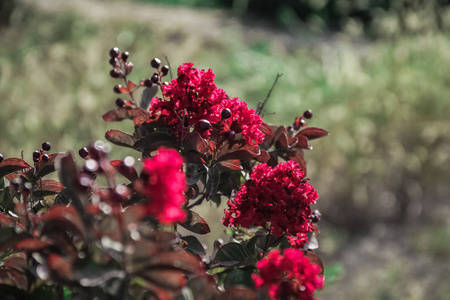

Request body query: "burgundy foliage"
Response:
[0, 49, 328, 299]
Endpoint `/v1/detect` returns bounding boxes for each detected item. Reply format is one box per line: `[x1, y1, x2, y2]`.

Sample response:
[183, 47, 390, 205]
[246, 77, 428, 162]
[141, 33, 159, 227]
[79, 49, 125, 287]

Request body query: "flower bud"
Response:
[303, 109, 313, 119]
[150, 58, 161, 69]
[221, 108, 232, 120]
[198, 119, 211, 131]
[109, 47, 120, 58]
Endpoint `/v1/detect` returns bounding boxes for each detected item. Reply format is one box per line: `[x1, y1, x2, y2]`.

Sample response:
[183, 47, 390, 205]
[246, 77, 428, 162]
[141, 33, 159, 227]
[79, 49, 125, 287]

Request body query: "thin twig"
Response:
[163, 54, 174, 80]
[256, 73, 283, 117]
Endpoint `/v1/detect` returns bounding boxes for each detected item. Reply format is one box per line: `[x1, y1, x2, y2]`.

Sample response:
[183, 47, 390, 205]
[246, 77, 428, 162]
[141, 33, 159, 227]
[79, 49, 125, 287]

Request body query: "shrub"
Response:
[0, 49, 328, 299]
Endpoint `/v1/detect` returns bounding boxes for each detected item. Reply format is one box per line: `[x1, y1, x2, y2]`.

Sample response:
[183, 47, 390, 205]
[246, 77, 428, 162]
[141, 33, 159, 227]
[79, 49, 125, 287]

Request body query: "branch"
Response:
[163, 54, 174, 80]
[256, 73, 283, 116]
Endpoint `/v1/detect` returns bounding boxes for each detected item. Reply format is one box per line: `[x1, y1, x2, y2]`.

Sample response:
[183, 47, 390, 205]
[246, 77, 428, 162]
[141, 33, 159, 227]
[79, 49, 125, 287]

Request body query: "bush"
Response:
[0, 49, 328, 299]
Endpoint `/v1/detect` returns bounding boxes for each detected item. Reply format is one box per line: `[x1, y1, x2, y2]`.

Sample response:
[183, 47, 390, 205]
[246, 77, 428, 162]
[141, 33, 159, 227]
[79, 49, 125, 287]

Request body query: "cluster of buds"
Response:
[109, 47, 132, 79]
[287, 109, 313, 136]
[142, 57, 170, 88]
[32, 142, 51, 165]
[197, 108, 236, 141]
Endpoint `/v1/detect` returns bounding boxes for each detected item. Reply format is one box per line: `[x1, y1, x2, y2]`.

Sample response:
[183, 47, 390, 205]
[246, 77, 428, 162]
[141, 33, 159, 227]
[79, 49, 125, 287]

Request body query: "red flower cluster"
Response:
[141, 148, 186, 224]
[252, 249, 324, 300]
[149, 63, 264, 146]
[222, 160, 318, 248]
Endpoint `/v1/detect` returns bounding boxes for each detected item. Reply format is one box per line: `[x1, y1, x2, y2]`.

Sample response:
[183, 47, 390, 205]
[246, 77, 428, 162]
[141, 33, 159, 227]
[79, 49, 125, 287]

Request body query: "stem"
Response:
[117, 276, 130, 299]
[163, 54, 174, 80]
[256, 73, 283, 116]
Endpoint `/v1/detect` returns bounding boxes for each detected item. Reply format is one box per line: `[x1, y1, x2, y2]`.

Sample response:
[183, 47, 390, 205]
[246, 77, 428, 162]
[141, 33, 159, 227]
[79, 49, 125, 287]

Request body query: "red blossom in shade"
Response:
[218, 98, 264, 146]
[148, 63, 263, 146]
[222, 160, 318, 248]
[252, 249, 324, 300]
[141, 148, 186, 224]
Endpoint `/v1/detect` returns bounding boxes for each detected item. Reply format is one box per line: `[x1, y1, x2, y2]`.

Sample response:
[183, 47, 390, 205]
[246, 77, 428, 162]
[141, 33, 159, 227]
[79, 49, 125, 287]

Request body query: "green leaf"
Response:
[181, 235, 206, 256]
[63, 286, 72, 300]
[211, 243, 254, 267]
[223, 269, 255, 290]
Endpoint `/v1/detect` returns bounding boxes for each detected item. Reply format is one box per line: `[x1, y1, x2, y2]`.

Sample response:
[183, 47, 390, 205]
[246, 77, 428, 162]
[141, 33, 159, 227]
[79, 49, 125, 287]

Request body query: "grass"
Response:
[1, 1, 450, 299]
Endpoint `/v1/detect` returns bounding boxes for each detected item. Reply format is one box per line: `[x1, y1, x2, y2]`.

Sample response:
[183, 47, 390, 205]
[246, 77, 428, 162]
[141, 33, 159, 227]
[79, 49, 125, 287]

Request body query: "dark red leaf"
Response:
[145, 248, 203, 274]
[280, 149, 307, 174]
[183, 151, 206, 164]
[110, 160, 138, 182]
[139, 269, 186, 290]
[103, 107, 146, 122]
[15, 238, 52, 251]
[181, 235, 206, 256]
[258, 122, 274, 138]
[298, 127, 330, 140]
[179, 210, 210, 235]
[127, 81, 136, 90]
[41, 205, 85, 237]
[34, 179, 65, 197]
[105, 129, 135, 148]
[33, 153, 61, 178]
[216, 140, 260, 162]
[102, 108, 128, 122]
[256, 150, 270, 163]
[296, 134, 311, 150]
[0, 158, 30, 178]
[133, 109, 151, 126]
[133, 132, 175, 153]
[272, 126, 287, 143]
[275, 131, 289, 148]
[0, 227, 30, 251]
[0, 214, 16, 227]
[4, 173, 21, 182]
[47, 254, 73, 280]
[119, 86, 130, 94]
[219, 286, 256, 300]
[183, 132, 207, 154]
[0, 267, 28, 290]
[217, 159, 242, 170]
[123, 204, 146, 226]
[3, 253, 27, 271]
[305, 250, 324, 276]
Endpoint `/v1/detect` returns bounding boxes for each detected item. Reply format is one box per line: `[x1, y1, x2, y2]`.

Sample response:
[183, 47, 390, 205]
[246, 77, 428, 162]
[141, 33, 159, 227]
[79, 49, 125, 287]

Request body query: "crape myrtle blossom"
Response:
[148, 63, 264, 146]
[252, 248, 324, 300]
[222, 160, 319, 248]
[140, 147, 186, 224]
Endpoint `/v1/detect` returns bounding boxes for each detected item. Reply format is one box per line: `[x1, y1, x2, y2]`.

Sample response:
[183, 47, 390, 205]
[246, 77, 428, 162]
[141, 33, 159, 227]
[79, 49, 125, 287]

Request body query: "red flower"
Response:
[148, 63, 263, 146]
[252, 249, 324, 300]
[222, 161, 318, 248]
[141, 148, 186, 224]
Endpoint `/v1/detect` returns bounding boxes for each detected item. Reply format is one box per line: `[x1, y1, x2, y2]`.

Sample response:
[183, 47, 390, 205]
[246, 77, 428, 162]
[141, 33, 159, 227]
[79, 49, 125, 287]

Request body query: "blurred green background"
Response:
[1, 0, 449, 299]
